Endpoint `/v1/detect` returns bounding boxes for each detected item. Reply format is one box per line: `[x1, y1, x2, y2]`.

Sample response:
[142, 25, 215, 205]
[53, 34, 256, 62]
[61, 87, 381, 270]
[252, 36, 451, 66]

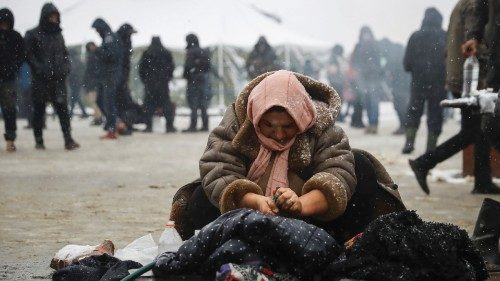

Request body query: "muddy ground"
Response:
[1, 105, 499, 280]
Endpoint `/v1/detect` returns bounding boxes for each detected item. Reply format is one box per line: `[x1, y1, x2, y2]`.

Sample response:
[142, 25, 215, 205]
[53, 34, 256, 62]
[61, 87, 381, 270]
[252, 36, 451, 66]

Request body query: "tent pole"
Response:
[285, 44, 291, 70]
[217, 43, 225, 114]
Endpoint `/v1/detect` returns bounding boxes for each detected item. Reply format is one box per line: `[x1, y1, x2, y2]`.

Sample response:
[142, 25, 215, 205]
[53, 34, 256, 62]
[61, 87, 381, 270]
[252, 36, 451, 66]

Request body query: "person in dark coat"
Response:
[326, 44, 349, 122]
[402, 7, 447, 154]
[182, 33, 212, 132]
[25, 3, 79, 150]
[462, 0, 500, 150]
[115, 23, 141, 135]
[351, 26, 384, 134]
[245, 36, 281, 80]
[378, 38, 411, 135]
[139, 36, 176, 133]
[91, 18, 123, 139]
[0, 8, 25, 152]
[82, 41, 103, 126]
[68, 48, 88, 119]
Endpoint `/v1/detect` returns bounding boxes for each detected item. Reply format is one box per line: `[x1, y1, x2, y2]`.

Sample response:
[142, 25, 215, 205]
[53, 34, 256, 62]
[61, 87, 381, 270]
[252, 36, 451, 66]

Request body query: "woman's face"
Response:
[258, 110, 299, 144]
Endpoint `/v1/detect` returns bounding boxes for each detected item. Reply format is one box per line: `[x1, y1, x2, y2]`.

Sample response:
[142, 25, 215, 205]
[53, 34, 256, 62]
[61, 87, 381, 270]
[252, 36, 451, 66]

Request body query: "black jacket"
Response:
[153, 209, 341, 279]
[24, 3, 70, 82]
[83, 49, 99, 91]
[139, 38, 175, 88]
[245, 37, 281, 79]
[0, 8, 25, 82]
[404, 8, 447, 89]
[91, 18, 123, 82]
[183, 34, 211, 81]
[351, 27, 383, 82]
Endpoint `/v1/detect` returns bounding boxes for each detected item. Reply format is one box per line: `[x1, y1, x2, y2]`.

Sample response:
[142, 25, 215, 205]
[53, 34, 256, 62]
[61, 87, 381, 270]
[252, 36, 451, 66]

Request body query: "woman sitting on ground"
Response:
[173, 70, 403, 241]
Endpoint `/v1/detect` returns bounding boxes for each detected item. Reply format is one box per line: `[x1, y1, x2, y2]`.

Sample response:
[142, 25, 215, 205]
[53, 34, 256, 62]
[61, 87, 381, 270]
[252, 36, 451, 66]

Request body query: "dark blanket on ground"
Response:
[153, 208, 342, 279]
[323, 210, 488, 281]
[52, 254, 142, 281]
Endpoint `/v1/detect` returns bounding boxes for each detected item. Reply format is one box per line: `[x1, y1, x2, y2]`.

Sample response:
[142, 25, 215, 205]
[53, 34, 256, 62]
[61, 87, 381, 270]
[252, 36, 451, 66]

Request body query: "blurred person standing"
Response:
[326, 44, 349, 122]
[378, 38, 411, 135]
[245, 36, 281, 80]
[409, 0, 499, 195]
[351, 26, 384, 134]
[139, 36, 176, 133]
[82, 41, 103, 126]
[0, 8, 25, 152]
[402, 8, 447, 154]
[25, 3, 79, 150]
[68, 48, 88, 119]
[91, 18, 123, 140]
[182, 33, 212, 133]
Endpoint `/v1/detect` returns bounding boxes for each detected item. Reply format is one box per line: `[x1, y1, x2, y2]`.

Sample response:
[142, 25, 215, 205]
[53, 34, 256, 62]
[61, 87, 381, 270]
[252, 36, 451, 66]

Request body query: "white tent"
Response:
[5, 0, 329, 48]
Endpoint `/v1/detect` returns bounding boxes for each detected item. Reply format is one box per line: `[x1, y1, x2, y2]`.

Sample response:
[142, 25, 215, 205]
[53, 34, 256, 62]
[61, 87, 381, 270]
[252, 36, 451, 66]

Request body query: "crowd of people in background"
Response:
[0, 2, 499, 195]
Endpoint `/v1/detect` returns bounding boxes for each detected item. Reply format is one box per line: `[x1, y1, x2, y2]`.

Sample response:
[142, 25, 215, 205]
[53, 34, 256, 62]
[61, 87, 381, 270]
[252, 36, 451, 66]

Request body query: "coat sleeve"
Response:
[467, 0, 489, 41]
[199, 107, 262, 212]
[403, 34, 416, 72]
[24, 31, 46, 76]
[302, 125, 356, 221]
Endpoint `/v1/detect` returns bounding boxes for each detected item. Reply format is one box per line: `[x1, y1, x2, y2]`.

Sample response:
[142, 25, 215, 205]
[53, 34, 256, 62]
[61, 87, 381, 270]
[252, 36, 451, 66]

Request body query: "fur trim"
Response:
[232, 71, 340, 171]
[302, 172, 348, 221]
[219, 179, 264, 213]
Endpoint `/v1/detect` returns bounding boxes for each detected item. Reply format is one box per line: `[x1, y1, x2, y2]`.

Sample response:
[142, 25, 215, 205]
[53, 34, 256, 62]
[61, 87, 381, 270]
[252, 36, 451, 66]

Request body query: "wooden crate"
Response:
[463, 145, 500, 177]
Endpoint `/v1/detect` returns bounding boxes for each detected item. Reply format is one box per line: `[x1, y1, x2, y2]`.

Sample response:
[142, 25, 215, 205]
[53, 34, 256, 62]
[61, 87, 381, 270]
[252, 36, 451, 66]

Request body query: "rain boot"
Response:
[402, 128, 417, 154]
[426, 132, 439, 152]
[471, 198, 500, 271]
[409, 158, 430, 194]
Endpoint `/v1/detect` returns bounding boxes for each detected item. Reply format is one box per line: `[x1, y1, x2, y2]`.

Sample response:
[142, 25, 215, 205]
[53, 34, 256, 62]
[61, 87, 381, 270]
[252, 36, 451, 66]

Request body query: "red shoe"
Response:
[100, 131, 118, 140]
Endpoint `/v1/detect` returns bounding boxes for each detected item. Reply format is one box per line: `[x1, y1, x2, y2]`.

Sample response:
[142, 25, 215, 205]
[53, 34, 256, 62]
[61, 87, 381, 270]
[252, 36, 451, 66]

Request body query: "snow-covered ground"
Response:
[1, 103, 499, 280]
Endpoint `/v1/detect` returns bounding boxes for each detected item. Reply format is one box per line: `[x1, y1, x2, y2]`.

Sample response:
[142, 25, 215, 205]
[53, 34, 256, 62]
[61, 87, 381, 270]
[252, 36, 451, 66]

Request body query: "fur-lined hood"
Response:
[231, 71, 342, 171]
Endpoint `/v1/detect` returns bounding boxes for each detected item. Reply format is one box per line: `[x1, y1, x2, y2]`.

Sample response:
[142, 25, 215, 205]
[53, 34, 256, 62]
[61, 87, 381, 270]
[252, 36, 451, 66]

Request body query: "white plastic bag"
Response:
[114, 234, 158, 277]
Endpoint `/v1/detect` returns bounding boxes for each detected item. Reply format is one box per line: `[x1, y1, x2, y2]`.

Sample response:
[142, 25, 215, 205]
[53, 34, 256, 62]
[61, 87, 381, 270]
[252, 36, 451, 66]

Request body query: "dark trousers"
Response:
[69, 84, 87, 117]
[96, 79, 118, 132]
[393, 89, 409, 128]
[185, 151, 403, 243]
[405, 85, 446, 134]
[0, 80, 17, 141]
[414, 107, 492, 187]
[32, 79, 72, 144]
[143, 84, 175, 130]
[186, 74, 210, 130]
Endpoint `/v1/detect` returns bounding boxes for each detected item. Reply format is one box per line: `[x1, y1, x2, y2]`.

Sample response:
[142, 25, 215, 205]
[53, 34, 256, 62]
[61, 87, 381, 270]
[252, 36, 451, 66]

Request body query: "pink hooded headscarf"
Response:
[246, 70, 317, 196]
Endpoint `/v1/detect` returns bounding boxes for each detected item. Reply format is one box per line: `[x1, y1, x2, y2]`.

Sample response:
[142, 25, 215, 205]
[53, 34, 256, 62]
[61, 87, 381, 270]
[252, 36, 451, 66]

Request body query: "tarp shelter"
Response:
[5, 0, 329, 48]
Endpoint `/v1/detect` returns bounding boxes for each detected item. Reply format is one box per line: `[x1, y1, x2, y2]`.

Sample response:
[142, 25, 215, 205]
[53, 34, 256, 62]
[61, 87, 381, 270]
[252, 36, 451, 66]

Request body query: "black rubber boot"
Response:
[471, 198, 500, 271]
[402, 128, 417, 154]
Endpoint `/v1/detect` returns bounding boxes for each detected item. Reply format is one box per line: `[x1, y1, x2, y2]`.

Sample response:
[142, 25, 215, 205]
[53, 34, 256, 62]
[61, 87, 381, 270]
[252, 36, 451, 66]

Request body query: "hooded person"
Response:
[182, 33, 212, 132]
[91, 18, 123, 139]
[0, 8, 25, 152]
[402, 7, 447, 154]
[351, 26, 383, 134]
[169, 70, 406, 242]
[115, 23, 140, 135]
[245, 36, 281, 79]
[139, 36, 176, 133]
[25, 3, 79, 150]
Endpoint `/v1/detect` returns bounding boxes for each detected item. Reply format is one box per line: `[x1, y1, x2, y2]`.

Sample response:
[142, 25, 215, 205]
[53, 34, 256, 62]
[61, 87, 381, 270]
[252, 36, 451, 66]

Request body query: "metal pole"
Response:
[217, 43, 225, 114]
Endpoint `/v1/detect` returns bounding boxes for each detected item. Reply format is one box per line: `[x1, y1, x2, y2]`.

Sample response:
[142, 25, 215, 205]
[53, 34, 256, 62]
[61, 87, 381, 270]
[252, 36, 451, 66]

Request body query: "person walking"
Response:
[0, 8, 25, 152]
[139, 36, 176, 133]
[402, 8, 447, 154]
[91, 18, 123, 139]
[25, 3, 79, 150]
[409, 0, 499, 195]
[182, 33, 211, 133]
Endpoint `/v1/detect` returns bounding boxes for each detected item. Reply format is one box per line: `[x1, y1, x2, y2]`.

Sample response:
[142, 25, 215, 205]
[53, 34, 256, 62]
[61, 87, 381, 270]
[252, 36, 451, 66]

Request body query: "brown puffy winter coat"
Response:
[199, 71, 356, 222]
